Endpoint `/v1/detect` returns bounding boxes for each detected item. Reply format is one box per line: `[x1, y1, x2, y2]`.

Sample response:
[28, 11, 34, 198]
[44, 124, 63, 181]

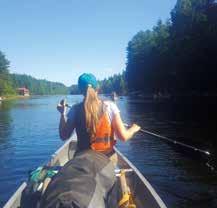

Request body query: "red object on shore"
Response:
[17, 87, 30, 96]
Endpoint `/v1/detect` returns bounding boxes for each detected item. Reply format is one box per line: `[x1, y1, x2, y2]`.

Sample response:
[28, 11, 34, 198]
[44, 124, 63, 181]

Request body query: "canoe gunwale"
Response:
[3, 138, 77, 208]
[3, 182, 27, 208]
[114, 147, 167, 208]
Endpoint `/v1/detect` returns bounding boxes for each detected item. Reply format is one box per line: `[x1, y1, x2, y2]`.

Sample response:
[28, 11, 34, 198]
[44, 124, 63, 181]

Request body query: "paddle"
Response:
[124, 123, 217, 172]
[124, 123, 210, 156]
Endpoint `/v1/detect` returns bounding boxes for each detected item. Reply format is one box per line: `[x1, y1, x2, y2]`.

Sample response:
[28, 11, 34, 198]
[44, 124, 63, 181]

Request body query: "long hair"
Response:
[84, 86, 101, 142]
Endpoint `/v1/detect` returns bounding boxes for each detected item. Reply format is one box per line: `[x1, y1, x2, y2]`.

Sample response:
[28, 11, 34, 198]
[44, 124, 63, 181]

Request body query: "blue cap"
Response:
[78, 73, 98, 93]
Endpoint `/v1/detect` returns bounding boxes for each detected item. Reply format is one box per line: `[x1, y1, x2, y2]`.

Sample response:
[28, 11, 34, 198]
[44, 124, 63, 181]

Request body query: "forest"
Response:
[69, 73, 126, 95]
[126, 0, 217, 95]
[11, 74, 68, 95]
[0, 51, 68, 96]
[72, 0, 217, 96]
[0, 51, 15, 96]
[0, 50, 126, 96]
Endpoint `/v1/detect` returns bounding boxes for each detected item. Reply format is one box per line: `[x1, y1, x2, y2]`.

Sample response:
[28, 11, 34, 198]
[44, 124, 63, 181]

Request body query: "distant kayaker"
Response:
[57, 73, 140, 164]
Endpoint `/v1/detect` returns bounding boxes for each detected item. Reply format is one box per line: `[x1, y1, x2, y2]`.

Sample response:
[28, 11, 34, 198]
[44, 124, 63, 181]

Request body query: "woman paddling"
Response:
[57, 73, 140, 164]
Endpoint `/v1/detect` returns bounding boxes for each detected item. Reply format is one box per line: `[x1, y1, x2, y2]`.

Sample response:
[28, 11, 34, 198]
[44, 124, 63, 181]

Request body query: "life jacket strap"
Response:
[92, 137, 111, 144]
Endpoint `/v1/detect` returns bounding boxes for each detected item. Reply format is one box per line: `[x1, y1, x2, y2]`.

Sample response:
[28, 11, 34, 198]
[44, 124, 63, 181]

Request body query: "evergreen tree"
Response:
[126, 0, 217, 94]
[0, 51, 15, 95]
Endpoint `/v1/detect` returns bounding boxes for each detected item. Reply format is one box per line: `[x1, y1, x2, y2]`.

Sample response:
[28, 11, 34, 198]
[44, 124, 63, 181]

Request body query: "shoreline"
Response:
[0, 95, 30, 101]
[0, 94, 69, 101]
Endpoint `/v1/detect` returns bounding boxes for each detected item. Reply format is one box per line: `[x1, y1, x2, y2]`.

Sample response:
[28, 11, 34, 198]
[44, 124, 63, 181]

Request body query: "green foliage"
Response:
[68, 73, 127, 95]
[0, 77, 15, 96]
[126, 0, 217, 94]
[0, 51, 15, 96]
[0, 50, 69, 96]
[0, 49, 127, 96]
[126, 20, 171, 93]
[0, 51, 9, 75]
[10, 74, 69, 95]
[69, 84, 79, 95]
[99, 73, 127, 95]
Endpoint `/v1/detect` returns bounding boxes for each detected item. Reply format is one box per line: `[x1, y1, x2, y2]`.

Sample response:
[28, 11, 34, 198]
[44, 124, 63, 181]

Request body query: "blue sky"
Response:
[0, 0, 176, 86]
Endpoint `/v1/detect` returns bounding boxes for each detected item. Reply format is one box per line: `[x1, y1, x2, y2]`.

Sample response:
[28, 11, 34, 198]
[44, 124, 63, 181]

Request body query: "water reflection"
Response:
[116, 96, 217, 208]
[0, 100, 14, 144]
[0, 95, 217, 207]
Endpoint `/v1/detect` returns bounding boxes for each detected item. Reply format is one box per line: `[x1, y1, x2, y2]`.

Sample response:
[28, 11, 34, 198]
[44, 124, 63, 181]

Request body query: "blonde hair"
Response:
[84, 86, 101, 142]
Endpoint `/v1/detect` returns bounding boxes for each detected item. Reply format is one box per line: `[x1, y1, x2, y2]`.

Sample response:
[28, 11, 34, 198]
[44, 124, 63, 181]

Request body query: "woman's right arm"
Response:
[112, 112, 140, 141]
[57, 100, 75, 141]
[59, 115, 74, 140]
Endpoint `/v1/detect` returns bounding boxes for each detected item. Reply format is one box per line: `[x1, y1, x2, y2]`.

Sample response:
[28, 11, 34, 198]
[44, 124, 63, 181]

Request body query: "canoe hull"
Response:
[4, 138, 167, 208]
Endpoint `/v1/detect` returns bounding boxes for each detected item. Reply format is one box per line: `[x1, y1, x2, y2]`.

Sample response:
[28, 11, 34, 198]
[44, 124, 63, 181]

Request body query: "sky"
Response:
[0, 0, 177, 86]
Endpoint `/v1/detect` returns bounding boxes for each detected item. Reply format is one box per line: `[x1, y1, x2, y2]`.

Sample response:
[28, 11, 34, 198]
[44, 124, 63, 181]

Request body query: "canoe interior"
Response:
[4, 138, 166, 208]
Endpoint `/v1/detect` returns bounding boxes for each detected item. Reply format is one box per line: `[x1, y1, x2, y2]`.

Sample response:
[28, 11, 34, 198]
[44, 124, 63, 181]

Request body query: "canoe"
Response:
[3, 137, 167, 208]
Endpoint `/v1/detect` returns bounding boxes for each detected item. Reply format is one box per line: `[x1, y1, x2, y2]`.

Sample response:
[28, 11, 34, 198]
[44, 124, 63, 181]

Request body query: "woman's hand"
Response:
[112, 113, 141, 141]
[57, 99, 67, 115]
[131, 123, 141, 134]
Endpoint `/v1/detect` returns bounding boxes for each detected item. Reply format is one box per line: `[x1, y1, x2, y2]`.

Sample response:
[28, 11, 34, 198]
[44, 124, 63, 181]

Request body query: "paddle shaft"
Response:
[138, 127, 217, 173]
[124, 123, 210, 156]
[141, 128, 210, 155]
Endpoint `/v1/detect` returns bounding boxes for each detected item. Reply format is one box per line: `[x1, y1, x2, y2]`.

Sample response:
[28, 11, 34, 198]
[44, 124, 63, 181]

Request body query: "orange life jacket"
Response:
[91, 112, 116, 154]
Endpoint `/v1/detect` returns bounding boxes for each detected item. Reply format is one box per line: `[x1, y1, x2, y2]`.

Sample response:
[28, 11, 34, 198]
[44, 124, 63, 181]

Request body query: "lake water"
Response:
[0, 95, 217, 207]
